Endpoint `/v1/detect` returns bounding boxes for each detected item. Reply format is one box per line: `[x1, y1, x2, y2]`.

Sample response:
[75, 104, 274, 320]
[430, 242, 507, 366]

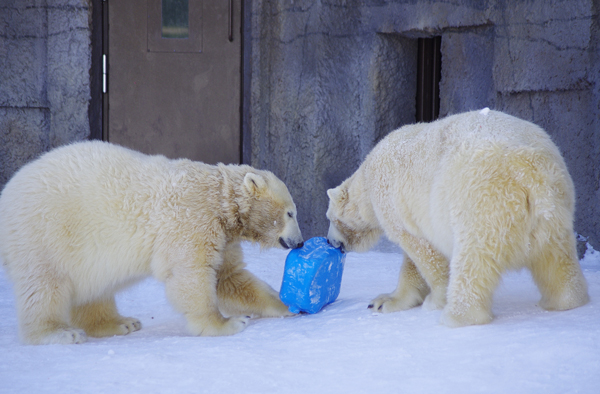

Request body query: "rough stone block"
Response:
[0, 108, 51, 188]
[0, 38, 48, 107]
[494, 37, 590, 93]
[439, 28, 495, 116]
[0, 2, 48, 107]
[47, 5, 91, 146]
[0, 3, 47, 38]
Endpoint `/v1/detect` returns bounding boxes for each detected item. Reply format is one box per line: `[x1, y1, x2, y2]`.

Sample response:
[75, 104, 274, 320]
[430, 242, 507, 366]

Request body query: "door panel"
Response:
[107, 0, 240, 164]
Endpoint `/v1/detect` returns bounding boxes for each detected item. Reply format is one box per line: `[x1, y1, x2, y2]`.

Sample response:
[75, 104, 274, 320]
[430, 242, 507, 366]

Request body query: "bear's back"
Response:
[0, 142, 182, 276]
[360, 110, 572, 256]
[0, 141, 231, 294]
[376, 110, 553, 154]
[1, 142, 173, 227]
[364, 109, 566, 182]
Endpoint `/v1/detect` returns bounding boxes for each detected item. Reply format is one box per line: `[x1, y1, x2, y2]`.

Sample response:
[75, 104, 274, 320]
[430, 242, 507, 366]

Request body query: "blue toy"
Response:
[279, 237, 346, 314]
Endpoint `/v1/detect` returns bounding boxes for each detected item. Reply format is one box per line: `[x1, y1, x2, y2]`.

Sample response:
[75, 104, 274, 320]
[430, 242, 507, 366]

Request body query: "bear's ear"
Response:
[327, 188, 338, 200]
[327, 186, 347, 203]
[244, 172, 267, 195]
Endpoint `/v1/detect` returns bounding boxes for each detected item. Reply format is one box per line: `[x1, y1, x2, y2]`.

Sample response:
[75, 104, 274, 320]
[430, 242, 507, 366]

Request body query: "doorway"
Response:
[416, 36, 442, 122]
[103, 0, 242, 164]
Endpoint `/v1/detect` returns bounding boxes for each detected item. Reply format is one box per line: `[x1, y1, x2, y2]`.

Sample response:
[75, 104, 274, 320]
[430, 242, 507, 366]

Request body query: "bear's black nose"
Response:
[296, 241, 304, 249]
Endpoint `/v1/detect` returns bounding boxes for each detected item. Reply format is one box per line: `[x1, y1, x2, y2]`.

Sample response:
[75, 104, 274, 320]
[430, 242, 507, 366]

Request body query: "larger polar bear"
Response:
[326, 109, 589, 327]
[0, 141, 304, 344]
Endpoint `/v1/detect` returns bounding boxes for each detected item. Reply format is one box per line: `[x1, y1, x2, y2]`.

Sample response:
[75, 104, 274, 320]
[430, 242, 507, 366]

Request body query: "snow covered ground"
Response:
[1, 243, 599, 394]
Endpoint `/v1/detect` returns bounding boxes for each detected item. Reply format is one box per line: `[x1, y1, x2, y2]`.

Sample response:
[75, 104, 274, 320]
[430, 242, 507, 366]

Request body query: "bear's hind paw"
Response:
[188, 315, 250, 336]
[539, 290, 589, 311]
[118, 317, 142, 334]
[422, 292, 446, 311]
[85, 317, 142, 338]
[34, 328, 88, 345]
[440, 305, 492, 327]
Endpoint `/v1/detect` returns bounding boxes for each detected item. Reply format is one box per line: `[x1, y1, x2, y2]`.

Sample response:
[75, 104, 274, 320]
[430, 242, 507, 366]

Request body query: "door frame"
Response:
[88, 0, 103, 141]
[89, 0, 250, 164]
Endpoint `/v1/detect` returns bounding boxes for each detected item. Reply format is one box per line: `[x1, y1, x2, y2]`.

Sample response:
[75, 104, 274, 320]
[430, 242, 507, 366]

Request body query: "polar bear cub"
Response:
[0, 141, 303, 344]
[326, 109, 589, 327]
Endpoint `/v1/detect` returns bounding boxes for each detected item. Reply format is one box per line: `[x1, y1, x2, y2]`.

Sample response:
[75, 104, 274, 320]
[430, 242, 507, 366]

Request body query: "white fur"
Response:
[327, 110, 589, 327]
[0, 141, 303, 344]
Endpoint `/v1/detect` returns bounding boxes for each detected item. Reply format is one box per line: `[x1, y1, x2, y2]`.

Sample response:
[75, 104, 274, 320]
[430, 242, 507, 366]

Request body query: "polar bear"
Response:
[0, 141, 304, 344]
[326, 109, 589, 327]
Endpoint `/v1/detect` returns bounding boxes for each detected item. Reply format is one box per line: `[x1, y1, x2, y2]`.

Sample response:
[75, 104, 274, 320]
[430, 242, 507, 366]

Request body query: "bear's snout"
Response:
[327, 237, 345, 253]
[279, 237, 304, 249]
[326, 222, 346, 252]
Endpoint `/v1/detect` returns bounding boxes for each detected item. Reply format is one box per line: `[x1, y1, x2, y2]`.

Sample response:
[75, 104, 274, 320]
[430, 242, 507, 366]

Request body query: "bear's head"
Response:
[326, 175, 382, 253]
[241, 171, 304, 250]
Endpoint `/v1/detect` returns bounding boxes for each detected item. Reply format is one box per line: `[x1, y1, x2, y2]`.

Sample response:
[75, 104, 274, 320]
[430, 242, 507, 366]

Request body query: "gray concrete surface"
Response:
[1, 0, 91, 186]
[246, 0, 600, 252]
[1, 0, 598, 252]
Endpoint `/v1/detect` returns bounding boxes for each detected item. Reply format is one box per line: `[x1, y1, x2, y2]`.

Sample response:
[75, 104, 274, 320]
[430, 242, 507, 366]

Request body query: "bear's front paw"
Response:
[369, 294, 394, 312]
[368, 291, 423, 313]
[260, 300, 296, 318]
[223, 315, 251, 334]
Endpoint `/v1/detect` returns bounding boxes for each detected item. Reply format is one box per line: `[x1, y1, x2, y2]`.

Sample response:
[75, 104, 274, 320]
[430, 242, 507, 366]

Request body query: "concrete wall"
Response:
[247, 0, 600, 251]
[0, 0, 92, 187]
[1, 0, 598, 251]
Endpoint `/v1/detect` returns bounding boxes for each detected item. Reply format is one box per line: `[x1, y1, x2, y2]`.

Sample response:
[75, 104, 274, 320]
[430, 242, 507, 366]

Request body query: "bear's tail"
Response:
[516, 147, 589, 311]
[515, 146, 576, 258]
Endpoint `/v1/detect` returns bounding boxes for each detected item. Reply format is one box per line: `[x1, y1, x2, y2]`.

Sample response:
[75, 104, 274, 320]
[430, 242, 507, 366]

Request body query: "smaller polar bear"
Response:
[0, 141, 303, 344]
[326, 109, 589, 327]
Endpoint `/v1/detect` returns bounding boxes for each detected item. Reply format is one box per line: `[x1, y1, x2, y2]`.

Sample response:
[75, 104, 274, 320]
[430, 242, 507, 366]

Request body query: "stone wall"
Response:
[0, 0, 92, 187]
[247, 0, 600, 250]
[1, 0, 598, 251]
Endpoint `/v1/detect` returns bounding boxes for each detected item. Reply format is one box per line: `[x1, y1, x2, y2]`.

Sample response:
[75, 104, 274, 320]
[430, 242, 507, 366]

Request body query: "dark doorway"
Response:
[416, 36, 442, 122]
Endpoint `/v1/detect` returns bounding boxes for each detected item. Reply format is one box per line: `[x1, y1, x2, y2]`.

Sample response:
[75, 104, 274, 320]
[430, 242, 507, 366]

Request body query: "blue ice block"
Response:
[279, 237, 346, 314]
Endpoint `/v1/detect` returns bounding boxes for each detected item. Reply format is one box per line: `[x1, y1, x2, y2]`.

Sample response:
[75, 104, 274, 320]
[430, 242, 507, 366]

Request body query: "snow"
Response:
[1, 243, 599, 394]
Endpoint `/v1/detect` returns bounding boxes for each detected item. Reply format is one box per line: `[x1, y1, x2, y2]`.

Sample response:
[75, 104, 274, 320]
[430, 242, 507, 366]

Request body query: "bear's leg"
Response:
[13, 270, 86, 345]
[217, 243, 293, 317]
[218, 268, 294, 318]
[398, 231, 449, 310]
[530, 234, 589, 311]
[164, 253, 249, 336]
[441, 248, 501, 327]
[441, 169, 532, 327]
[71, 297, 141, 337]
[369, 254, 430, 313]
[369, 230, 449, 313]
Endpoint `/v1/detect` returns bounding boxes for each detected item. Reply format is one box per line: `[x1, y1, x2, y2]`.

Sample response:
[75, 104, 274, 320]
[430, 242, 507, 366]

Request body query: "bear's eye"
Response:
[287, 211, 293, 218]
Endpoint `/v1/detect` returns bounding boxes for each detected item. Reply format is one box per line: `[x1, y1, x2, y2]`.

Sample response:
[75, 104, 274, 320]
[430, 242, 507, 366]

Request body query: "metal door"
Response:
[106, 0, 241, 164]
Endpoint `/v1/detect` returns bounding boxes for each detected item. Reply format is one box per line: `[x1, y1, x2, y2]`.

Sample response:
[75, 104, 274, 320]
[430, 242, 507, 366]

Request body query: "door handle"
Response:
[228, 0, 233, 42]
